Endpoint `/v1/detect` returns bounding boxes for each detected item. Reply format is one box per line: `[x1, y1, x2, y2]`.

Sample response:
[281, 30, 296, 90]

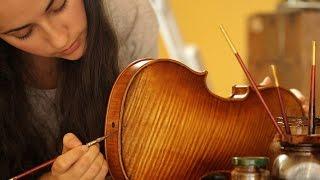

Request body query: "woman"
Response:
[0, 0, 158, 179]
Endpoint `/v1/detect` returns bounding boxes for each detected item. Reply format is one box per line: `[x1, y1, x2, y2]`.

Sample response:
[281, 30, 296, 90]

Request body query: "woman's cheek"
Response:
[11, 39, 52, 57]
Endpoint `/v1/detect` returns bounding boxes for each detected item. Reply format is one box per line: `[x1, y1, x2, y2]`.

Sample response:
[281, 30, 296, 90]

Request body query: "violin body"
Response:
[104, 59, 303, 179]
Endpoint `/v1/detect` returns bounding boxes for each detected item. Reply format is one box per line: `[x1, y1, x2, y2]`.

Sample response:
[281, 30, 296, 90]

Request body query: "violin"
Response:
[104, 59, 304, 179]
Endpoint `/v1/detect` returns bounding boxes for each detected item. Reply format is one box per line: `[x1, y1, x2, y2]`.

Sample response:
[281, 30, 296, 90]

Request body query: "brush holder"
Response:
[272, 136, 320, 179]
[276, 116, 320, 135]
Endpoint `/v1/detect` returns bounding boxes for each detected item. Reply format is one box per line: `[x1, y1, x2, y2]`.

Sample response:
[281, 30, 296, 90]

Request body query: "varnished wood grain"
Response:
[105, 59, 303, 179]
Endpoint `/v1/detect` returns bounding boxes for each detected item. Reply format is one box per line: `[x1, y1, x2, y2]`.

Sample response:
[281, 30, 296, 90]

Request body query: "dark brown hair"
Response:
[0, 0, 119, 178]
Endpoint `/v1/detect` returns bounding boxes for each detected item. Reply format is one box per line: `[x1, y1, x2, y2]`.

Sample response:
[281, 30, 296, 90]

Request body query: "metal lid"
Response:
[232, 157, 269, 168]
[278, 0, 320, 11]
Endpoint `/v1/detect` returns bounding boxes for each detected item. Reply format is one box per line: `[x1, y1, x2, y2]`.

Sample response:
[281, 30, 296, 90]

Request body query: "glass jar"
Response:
[231, 157, 270, 180]
[272, 143, 320, 179]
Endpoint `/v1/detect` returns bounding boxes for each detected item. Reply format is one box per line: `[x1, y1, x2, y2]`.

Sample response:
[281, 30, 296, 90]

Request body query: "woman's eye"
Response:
[52, 0, 68, 13]
[15, 29, 33, 40]
[12, 0, 68, 40]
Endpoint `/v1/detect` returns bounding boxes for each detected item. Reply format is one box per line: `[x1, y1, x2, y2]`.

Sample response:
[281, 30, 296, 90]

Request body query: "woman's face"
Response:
[0, 0, 87, 60]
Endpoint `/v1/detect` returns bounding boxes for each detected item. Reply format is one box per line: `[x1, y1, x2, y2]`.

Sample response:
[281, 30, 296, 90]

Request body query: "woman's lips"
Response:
[61, 38, 80, 55]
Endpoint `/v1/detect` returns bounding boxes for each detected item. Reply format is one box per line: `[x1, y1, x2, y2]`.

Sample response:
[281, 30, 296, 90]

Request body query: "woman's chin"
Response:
[60, 50, 84, 60]
[59, 42, 85, 60]
[61, 56, 82, 61]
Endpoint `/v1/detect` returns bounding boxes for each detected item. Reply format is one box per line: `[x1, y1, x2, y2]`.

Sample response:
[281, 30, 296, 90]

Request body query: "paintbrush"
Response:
[9, 135, 109, 180]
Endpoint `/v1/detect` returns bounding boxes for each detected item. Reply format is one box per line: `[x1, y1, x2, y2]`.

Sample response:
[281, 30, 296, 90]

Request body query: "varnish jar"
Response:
[272, 143, 320, 179]
[231, 157, 270, 180]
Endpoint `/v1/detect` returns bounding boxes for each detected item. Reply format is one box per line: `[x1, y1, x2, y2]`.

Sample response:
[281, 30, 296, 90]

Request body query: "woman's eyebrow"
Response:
[1, 0, 55, 34]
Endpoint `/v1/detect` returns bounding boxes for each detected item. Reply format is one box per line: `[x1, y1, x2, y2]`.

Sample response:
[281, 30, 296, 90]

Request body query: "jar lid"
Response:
[232, 157, 269, 168]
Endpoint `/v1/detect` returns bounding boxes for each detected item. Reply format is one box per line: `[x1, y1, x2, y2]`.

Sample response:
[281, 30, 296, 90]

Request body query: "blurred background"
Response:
[154, 0, 320, 102]
[157, 0, 279, 97]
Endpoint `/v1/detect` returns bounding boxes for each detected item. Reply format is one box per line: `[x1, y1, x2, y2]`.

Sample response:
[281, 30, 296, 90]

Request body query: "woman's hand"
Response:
[41, 133, 108, 180]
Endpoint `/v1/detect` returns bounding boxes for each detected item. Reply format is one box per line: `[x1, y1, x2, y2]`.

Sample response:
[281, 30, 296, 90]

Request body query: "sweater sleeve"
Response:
[103, 0, 159, 70]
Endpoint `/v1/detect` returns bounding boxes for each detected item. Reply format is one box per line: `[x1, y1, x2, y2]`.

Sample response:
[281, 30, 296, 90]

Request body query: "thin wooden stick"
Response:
[9, 135, 110, 180]
[309, 41, 316, 134]
[271, 65, 291, 135]
[219, 25, 285, 138]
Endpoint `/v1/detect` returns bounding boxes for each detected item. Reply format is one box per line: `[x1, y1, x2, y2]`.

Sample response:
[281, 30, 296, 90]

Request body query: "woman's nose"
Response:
[40, 19, 69, 50]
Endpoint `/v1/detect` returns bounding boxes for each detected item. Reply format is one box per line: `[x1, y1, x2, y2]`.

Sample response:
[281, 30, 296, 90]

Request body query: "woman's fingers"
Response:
[51, 145, 89, 175]
[62, 133, 83, 153]
[69, 144, 100, 176]
[52, 133, 108, 179]
[94, 160, 109, 180]
[80, 153, 105, 180]
[50, 133, 108, 179]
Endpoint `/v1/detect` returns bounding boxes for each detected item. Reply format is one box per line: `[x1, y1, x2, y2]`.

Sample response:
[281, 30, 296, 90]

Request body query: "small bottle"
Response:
[231, 157, 270, 180]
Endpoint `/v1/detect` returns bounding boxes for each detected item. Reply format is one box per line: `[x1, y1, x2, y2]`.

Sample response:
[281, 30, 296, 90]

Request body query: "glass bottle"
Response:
[231, 157, 270, 180]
